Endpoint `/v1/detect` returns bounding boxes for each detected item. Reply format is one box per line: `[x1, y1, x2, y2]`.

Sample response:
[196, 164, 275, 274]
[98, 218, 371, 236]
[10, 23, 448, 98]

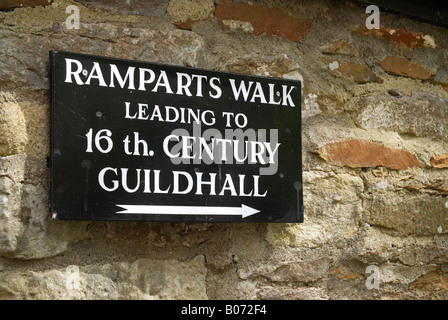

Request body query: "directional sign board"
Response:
[50, 51, 303, 222]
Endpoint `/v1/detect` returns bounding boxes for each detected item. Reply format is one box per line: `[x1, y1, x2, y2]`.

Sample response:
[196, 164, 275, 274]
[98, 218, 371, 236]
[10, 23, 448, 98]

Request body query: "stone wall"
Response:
[0, 0, 447, 300]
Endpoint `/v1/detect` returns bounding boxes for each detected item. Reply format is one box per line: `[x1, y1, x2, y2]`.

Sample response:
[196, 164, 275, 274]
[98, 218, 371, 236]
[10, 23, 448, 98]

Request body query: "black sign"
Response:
[50, 51, 303, 222]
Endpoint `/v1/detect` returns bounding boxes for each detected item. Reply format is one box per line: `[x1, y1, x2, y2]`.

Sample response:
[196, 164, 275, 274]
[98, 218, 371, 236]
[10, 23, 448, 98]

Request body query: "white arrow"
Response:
[116, 204, 260, 218]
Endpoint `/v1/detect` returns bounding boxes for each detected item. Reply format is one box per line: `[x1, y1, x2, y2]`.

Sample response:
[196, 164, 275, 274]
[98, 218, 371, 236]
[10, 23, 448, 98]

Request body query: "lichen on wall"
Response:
[0, 0, 447, 300]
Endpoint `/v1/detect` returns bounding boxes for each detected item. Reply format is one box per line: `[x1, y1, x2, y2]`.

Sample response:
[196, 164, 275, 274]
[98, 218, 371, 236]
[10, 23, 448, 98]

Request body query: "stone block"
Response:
[256, 286, 329, 300]
[0, 256, 207, 299]
[168, 0, 215, 22]
[0, 92, 27, 156]
[320, 40, 359, 57]
[0, 23, 204, 90]
[379, 56, 433, 80]
[74, 0, 170, 16]
[0, 0, 52, 11]
[363, 193, 448, 236]
[238, 258, 330, 283]
[217, 53, 301, 79]
[410, 271, 448, 299]
[430, 154, 448, 168]
[318, 139, 423, 170]
[267, 171, 364, 248]
[358, 226, 448, 265]
[0, 154, 89, 259]
[214, 1, 311, 42]
[357, 91, 448, 140]
[353, 26, 436, 49]
[326, 60, 382, 84]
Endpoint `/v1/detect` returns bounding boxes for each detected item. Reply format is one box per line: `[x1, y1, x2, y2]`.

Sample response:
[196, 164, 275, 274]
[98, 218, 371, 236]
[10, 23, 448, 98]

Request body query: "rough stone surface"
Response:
[0, 256, 207, 299]
[167, 0, 215, 22]
[0, 22, 204, 91]
[357, 91, 448, 140]
[0, 154, 89, 259]
[256, 286, 329, 300]
[326, 60, 382, 84]
[214, 1, 311, 42]
[409, 271, 448, 299]
[363, 193, 448, 236]
[401, 177, 448, 197]
[266, 222, 328, 248]
[318, 140, 423, 170]
[221, 19, 254, 34]
[239, 258, 330, 283]
[74, 0, 170, 16]
[433, 81, 448, 92]
[431, 154, 448, 168]
[353, 26, 436, 49]
[302, 91, 344, 119]
[0, 0, 53, 10]
[266, 171, 364, 249]
[379, 57, 433, 80]
[0, 92, 27, 156]
[217, 53, 300, 78]
[358, 226, 448, 265]
[320, 40, 359, 57]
